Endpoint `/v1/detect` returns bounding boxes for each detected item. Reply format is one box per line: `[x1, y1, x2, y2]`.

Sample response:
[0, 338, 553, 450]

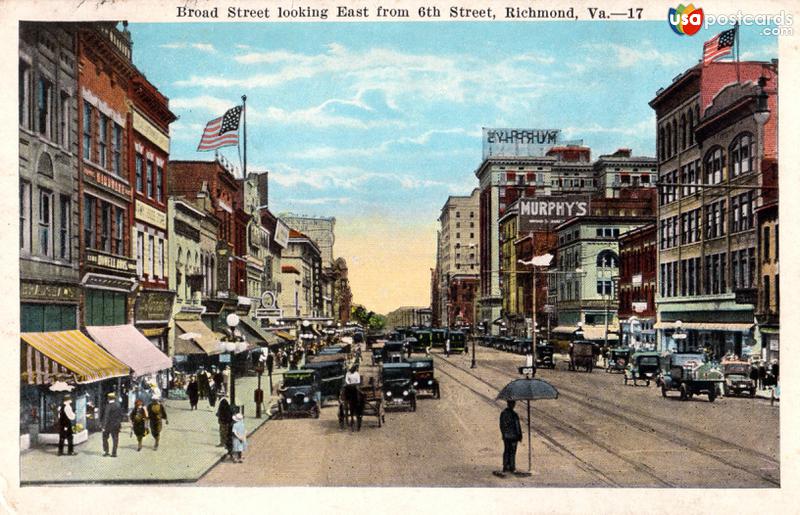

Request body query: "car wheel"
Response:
[313, 406, 320, 419]
[411, 395, 417, 412]
[661, 384, 668, 398]
[708, 388, 716, 403]
[646, 380, 650, 387]
[679, 384, 688, 401]
[750, 388, 756, 398]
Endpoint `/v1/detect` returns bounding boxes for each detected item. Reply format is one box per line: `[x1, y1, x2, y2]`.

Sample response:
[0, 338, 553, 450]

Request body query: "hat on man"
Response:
[107, 392, 116, 399]
[63, 395, 72, 402]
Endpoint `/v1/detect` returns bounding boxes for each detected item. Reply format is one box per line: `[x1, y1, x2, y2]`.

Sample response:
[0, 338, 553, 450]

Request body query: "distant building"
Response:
[618, 224, 657, 349]
[280, 214, 336, 267]
[385, 306, 432, 330]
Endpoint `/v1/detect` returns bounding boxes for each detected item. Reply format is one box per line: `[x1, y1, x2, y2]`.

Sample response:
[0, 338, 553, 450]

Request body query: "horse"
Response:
[338, 384, 365, 432]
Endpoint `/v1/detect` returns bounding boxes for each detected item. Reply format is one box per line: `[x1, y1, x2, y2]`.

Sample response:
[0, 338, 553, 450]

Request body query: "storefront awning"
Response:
[85, 325, 172, 377]
[21, 330, 129, 385]
[552, 326, 580, 334]
[654, 322, 754, 332]
[174, 320, 224, 355]
[238, 318, 280, 347]
[550, 326, 619, 340]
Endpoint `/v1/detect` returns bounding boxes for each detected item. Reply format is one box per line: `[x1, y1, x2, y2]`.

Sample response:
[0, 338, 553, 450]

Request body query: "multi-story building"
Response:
[755, 157, 778, 362]
[332, 257, 352, 325]
[437, 189, 480, 327]
[280, 214, 335, 266]
[618, 224, 657, 349]
[129, 58, 176, 355]
[594, 148, 657, 198]
[279, 230, 322, 320]
[649, 60, 778, 356]
[77, 23, 138, 327]
[19, 23, 81, 333]
[385, 306, 432, 330]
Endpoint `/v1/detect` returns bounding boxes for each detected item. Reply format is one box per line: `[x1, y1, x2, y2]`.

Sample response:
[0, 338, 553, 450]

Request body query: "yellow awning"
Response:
[21, 330, 130, 385]
[276, 331, 295, 342]
[174, 320, 224, 355]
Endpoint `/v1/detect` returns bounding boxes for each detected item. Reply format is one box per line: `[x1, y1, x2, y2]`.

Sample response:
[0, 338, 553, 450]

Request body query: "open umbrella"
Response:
[496, 378, 558, 475]
[49, 381, 74, 392]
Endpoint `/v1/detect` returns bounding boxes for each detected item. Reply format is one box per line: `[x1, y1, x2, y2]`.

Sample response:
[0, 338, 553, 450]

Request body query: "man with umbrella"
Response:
[499, 400, 523, 475]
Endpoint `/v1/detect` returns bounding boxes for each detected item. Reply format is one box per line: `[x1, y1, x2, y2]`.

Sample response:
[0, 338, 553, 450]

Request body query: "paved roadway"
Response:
[200, 345, 779, 487]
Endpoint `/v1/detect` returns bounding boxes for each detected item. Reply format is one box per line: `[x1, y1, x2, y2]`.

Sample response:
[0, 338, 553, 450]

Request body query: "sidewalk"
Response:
[20, 370, 286, 485]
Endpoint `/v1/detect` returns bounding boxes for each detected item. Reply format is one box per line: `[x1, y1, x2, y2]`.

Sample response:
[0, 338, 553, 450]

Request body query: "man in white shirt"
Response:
[58, 395, 77, 456]
[345, 366, 361, 385]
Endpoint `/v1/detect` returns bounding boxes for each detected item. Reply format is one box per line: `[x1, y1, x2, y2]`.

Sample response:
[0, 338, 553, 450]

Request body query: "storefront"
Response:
[20, 330, 129, 446]
[134, 289, 176, 390]
[173, 316, 225, 371]
[655, 321, 754, 357]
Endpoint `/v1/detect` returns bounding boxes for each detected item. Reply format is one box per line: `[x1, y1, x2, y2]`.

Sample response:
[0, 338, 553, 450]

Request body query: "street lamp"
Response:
[219, 313, 244, 412]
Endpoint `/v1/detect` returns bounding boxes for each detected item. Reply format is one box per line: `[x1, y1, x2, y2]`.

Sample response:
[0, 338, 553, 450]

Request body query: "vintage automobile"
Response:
[413, 330, 432, 353]
[449, 331, 468, 353]
[660, 352, 723, 402]
[606, 347, 633, 373]
[382, 341, 407, 363]
[624, 351, 662, 386]
[371, 342, 385, 365]
[303, 357, 347, 405]
[431, 329, 447, 349]
[381, 362, 417, 411]
[513, 338, 532, 356]
[277, 369, 321, 418]
[409, 357, 440, 398]
[535, 342, 555, 368]
[570, 340, 596, 372]
[722, 361, 756, 397]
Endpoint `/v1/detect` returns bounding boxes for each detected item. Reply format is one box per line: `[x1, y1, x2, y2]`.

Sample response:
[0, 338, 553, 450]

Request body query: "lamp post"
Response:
[254, 354, 265, 418]
[221, 313, 245, 412]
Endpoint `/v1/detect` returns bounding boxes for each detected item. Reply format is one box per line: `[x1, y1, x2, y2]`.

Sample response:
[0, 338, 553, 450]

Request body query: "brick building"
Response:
[618, 223, 657, 349]
[650, 60, 778, 357]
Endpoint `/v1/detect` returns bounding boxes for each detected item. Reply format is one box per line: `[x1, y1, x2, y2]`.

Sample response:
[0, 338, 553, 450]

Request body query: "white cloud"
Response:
[583, 43, 682, 68]
[562, 117, 655, 139]
[283, 197, 352, 206]
[170, 95, 238, 114]
[160, 42, 216, 53]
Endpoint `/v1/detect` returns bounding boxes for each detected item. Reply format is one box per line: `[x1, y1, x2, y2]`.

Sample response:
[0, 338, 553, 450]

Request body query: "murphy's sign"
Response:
[483, 128, 562, 159]
[518, 195, 591, 230]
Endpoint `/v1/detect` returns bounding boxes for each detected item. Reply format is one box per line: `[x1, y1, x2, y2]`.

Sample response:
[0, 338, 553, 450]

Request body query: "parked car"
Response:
[277, 369, 321, 418]
[660, 352, 723, 402]
[381, 362, 417, 411]
[721, 361, 756, 397]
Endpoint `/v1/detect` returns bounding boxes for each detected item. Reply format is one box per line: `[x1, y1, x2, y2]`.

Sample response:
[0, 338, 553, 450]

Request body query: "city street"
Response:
[201, 345, 779, 487]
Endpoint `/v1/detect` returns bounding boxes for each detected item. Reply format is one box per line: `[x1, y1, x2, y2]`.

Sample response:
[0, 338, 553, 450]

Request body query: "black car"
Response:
[277, 369, 321, 418]
[409, 357, 440, 398]
[413, 331, 432, 353]
[303, 358, 346, 404]
[382, 341, 407, 363]
[431, 329, 447, 348]
[536, 342, 555, 368]
[449, 331, 467, 353]
[381, 362, 417, 411]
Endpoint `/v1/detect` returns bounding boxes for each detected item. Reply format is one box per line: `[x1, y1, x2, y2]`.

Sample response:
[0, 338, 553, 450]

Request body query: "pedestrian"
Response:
[345, 365, 361, 385]
[771, 359, 779, 385]
[147, 395, 168, 450]
[213, 367, 225, 395]
[216, 392, 232, 450]
[445, 337, 451, 357]
[101, 392, 124, 457]
[186, 375, 199, 410]
[208, 379, 217, 408]
[499, 400, 523, 476]
[129, 399, 149, 452]
[197, 367, 209, 400]
[759, 361, 767, 390]
[749, 363, 759, 389]
[231, 412, 247, 463]
[57, 395, 77, 456]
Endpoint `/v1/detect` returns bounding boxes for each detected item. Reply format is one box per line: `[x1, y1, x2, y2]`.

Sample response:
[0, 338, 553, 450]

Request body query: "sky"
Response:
[127, 21, 777, 314]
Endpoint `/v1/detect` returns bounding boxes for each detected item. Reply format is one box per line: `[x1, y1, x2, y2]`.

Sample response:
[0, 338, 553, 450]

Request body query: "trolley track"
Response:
[451, 355, 779, 487]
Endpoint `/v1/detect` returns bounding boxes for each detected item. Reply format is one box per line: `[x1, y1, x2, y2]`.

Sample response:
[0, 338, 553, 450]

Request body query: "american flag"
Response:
[703, 28, 736, 66]
[197, 106, 242, 151]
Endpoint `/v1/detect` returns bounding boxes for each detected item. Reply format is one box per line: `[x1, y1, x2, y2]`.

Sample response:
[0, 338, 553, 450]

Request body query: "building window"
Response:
[596, 250, 618, 268]
[38, 188, 53, 257]
[59, 195, 70, 260]
[156, 165, 163, 202]
[36, 77, 53, 138]
[704, 147, 724, 185]
[148, 234, 155, 277]
[84, 195, 96, 249]
[146, 159, 154, 198]
[82, 101, 92, 160]
[20, 181, 31, 252]
[159, 238, 165, 278]
[763, 276, 771, 313]
[136, 231, 144, 277]
[19, 60, 31, 128]
[730, 133, 753, 177]
[135, 153, 144, 193]
[763, 226, 771, 262]
[100, 202, 112, 252]
[112, 123, 122, 176]
[98, 113, 108, 169]
[597, 280, 613, 296]
[114, 207, 124, 254]
[59, 91, 69, 148]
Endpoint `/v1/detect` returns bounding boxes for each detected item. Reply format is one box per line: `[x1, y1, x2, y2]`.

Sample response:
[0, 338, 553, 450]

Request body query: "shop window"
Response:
[85, 289, 126, 326]
[21, 303, 76, 332]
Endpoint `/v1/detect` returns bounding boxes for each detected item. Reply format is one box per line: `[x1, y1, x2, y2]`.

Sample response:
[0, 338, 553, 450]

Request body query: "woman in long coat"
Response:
[231, 413, 247, 463]
[147, 396, 168, 450]
[186, 376, 199, 410]
[130, 399, 149, 451]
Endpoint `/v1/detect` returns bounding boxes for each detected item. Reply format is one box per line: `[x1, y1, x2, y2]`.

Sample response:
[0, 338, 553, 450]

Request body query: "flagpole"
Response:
[242, 95, 247, 179]
[735, 22, 741, 83]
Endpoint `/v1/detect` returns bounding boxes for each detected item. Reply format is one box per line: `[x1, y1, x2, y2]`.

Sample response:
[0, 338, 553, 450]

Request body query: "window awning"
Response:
[174, 320, 224, 355]
[238, 318, 279, 347]
[85, 325, 172, 377]
[21, 330, 130, 385]
[654, 322, 753, 332]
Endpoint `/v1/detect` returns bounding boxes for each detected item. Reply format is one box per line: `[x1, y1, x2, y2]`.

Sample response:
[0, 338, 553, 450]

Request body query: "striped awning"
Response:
[21, 330, 130, 385]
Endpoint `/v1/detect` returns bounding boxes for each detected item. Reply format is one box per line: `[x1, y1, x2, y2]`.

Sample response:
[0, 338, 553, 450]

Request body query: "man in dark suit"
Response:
[215, 392, 232, 450]
[57, 395, 77, 456]
[101, 392, 124, 457]
[499, 400, 523, 475]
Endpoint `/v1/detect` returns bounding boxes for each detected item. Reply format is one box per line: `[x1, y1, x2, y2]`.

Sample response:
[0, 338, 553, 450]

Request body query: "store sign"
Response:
[483, 128, 562, 159]
[274, 219, 290, 248]
[632, 302, 648, 313]
[632, 274, 642, 287]
[83, 167, 131, 198]
[133, 111, 170, 153]
[261, 291, 277, 308]
[735, 288, 757, 305]
[518, 195, 591, 230]
[85, 249, 137, 274]
[135, 290, 175, 322]
[255, 308, 283, 319]
[135, 200, 167, 229]
[21, 282, 80, 302]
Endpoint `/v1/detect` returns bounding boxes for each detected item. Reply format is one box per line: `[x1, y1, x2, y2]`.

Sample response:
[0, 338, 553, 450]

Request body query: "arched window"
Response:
[704, 146, 724, 185]
[729, 132, 754, 177]
[687, 108, 694, 145]
[659, 126, 665, 161]
[597, 250, 619, 268]
[671, 120, 678, 156]
[680, 114, 687, 150]
[665, 124, 672, 157]
[37, 152, 53, 177]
